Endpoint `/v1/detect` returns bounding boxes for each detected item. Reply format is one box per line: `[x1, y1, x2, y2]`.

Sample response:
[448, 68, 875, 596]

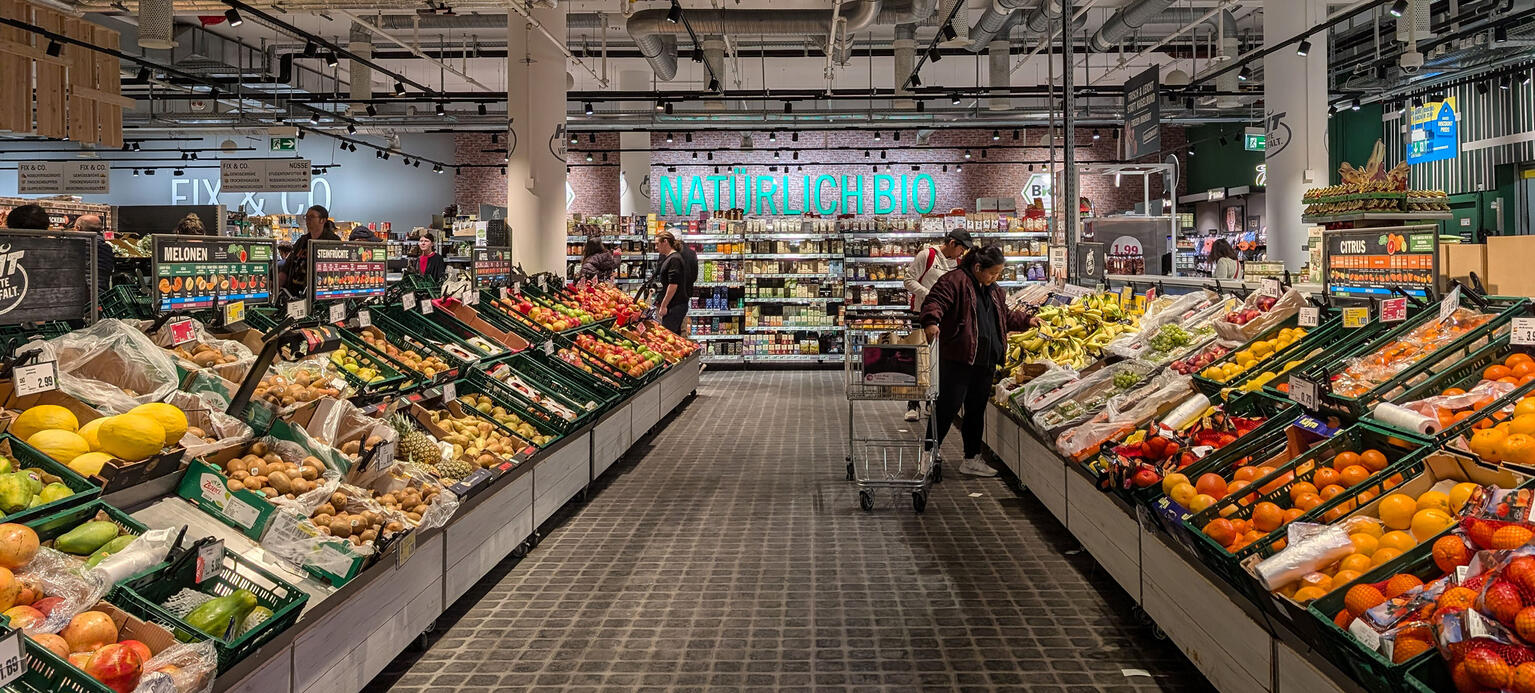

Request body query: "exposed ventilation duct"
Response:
[987, 39, 1010, 111]
[892, 23, 915, 106]
[936, 0, 968, 46]
[702, 38, 726, 110]
[967, 0, 1034, 51]
[1127, 8, 1241, 107]
[377, 13, 519, 30]
[1088, 0, 1178, 53]
[138, 0, 175, 49]
[348, 22, 373, 109]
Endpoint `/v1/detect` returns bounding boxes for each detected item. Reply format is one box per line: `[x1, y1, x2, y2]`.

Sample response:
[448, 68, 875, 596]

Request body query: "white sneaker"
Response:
[959, 457, 998, 477]
[904, 408, 920, 422]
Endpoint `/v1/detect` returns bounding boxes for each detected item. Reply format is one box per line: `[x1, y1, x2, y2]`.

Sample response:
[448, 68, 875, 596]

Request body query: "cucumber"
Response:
[184, 589, 259, 638]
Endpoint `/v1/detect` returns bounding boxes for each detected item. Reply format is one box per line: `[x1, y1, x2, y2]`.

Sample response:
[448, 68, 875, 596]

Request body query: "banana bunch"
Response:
[1007, 292, 1140, 373]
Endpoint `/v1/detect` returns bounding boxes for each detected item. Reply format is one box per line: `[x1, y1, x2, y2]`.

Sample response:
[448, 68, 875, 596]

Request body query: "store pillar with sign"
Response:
[618, 70, 652, 217]
[1263, 0, 1329, 270]
[505, 10, 569, 274]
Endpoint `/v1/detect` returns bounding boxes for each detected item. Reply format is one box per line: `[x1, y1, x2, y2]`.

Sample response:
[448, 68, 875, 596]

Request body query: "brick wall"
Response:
[458, 127, 1187, 218]
[453, 132, 619, 216]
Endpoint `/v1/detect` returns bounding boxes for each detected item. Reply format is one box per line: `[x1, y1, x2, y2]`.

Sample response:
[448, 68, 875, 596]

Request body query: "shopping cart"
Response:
[844, 330, 940, 513]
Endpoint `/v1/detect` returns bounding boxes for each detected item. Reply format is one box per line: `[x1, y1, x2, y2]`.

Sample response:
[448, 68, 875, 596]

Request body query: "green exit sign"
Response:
[270, 137, 297, 152]
[1243, 133, 1266, 151]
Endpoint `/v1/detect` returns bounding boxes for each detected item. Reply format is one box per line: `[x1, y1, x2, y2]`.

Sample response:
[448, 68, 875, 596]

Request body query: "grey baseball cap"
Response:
[946, 229, 974, 248]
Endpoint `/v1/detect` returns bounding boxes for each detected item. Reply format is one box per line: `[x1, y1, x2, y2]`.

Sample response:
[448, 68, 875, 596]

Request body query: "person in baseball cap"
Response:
[900, 228, 973, 422]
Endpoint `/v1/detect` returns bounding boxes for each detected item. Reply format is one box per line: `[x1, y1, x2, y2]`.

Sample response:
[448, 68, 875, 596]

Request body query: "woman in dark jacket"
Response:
[579, 239, 619, 282]
[416, 233, 447, 283]
[919, 244, 1037, 477]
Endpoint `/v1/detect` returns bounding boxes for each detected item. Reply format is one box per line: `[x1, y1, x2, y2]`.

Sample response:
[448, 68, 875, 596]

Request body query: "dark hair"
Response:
[5, 204, 50, 230]
[959, 244, 1007, 272]
[1210, 238, 1239, 263]
[583, 239, 607, 258]
[306, 204, 329, 219]
[174, 212, 205, 235]
[420, 231, 436, 243]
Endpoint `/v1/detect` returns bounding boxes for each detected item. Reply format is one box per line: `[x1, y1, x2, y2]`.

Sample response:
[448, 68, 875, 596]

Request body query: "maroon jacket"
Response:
[918, 268, 1035, 366]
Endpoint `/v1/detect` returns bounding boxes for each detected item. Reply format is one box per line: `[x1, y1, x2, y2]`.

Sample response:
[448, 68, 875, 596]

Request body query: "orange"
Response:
[1433, 535, 1473, 572]
[1298, 572, 1333, 593]
[1233, 466, 1261, 483]
[1502, 377, 1522, 385]
[1353, 521, 1384, 538]
[1492, 524, 1535, 550]
[1514, 362, 1535, 379]
[1360, 449, 1389, 472]
[1227, 479, 1255, 504]
[1514, 398, 1535, 419]
[1410, 509, 1455, 541]
[1339, 553, 1374, 573]
[1500, 433, 1535, 466]
[1289, 482, 1320, 502]
[1380, 530, 1417, 552]
[1471, 427, 1509, 462]
[1355, 489, 1379, 506]
[1487, 365, 1514, 381]
[1372, 547, 1404, 566]
[1333, 451, 1361, 471]
[1349, 533, 1379, 556]
[1259, 471, 1296, 496]
[1439, 586, 1479, 610]
[1320, 484, 1346, 500]
[1169, 482, 1198, 509]
[1385, 574, 1424, 598]
[1293, 492, 1323, 511]
[1340, 465, 1371, 487]
[1313, 467, 1341, 489]
[1444, 386, 1469, 397]
[1512, 414, 1535, 437]
[1195, 473, 1228, 499]
[1508, 352, 1535, 368]
[1229, 518, 1251, 535]
[1416, 490, 1451, 514]
[1284, 507, 1305, 523]
[1450, 482, 1480, 512]
[1203, 518, 1238, 547]
[1332, 569, 1364, 587]
[1344, 584, 1387, 616]
[1189, 494, 1218, 513]
[1378, 493, 1418, 530]
[1292, 586, 1328, 604]
[1392, 637, 1434, 664]
[1252, 502, 1285, 532]
[1522, 374, 1535, 386]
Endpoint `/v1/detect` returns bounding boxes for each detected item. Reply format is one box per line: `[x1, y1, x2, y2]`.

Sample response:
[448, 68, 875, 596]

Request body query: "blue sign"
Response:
[1407, 97, 1459, 165]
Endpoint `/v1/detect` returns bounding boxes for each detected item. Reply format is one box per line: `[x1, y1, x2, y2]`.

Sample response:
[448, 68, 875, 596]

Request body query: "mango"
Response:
[55, 521, 119, 555]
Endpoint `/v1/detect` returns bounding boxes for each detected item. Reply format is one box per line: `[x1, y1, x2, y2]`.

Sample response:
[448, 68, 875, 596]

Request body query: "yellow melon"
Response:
[95, 415, 164, 462]
[67, 452, 113, 478]
[24, 430, 90, 465]
[75, 418, 104, 451]
[128, 403, 187, 447]
[10, 405, 78, 442]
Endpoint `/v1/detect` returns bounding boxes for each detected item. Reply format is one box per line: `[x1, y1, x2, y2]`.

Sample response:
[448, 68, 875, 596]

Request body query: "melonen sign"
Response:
[656, 169, 938, 215]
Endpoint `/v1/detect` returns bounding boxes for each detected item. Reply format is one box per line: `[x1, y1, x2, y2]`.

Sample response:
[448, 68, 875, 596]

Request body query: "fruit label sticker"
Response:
[357, 310, 372, 328]
[12, 360, 57, 397]
[419, 298, 434, 315]
[1298, 306, 1320, 328]
[223, 300, 245, 325]
[1347, 618, 1382, 651]
[1342, 306, 1370, 328]
[286, 300, 307, 320]
[1259, 278, 1282, 299]
[329, 303, 346, 324]
[402, 293, 417, 310]
[0, 628, 23, 686]
[1288, 375, 1320, 410]
[1380, 297, 1408, 323]
[1441, 287, 1460, 322]
[195, 539, 225, 584]
[1513, 317, 1535, 345]
[169, 319, 197, 345]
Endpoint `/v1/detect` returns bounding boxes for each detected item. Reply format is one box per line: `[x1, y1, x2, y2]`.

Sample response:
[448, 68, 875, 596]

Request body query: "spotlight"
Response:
[366, 104, 377, 117]
[664, 102, 674, 115]
[873, 131, 881, 141]
[1477, 81, 1490, 95]
[132, 168, 138, 176]
[665, 132, 673, 143]
[665, 0, 682, 23]
[376, 150, 383, 159]
[144, 169, 154, 175]
[950, 93, 961, 105]
[928, 48, 941, 63]
[691, 48, 702, 63]
[894, 131, 901, 141]
[1389, 0, 1408, 17]
[1238, 65, 1251, 82]
[303, 40, 317, 58]
[584, 102, 594, 115]
[326, 52, 338, 68]
[1012, 129, 1020, 140]
[414, 160, 421, 168]
[784, 102, 793, 114]
[310, 112, 320, 124]
[916, 100, 925, 112]
[692, 152, 697, 159]
[435, 102, 446, 116]
[864, 150, 870, 158]
[773, 151, 779, 158]
[190, 151, 199, 159]
[942, 165, 947, 172]
[1219, 136, 1228, 146]
[686, 133, 693, 142]
[1352, 97, 1361, 111]
[1495, 26, 1509, 42]
[173, 168, 184, 176]
[880, 150, 886, 159]
[1523, 71, 1534, 86]
[1187, 148, 1194, 157]
[339, 141, 347, 151]
[908, 74, 921, 88]
[792, 152, 798, 160]
[940, 23, 957, 41]
[769, 131, 776, 141]
[655, 99, 666, 112]
[1501, 75, 1513, 90]
[382, 151, 390, 160]
[1184, 97, 1194, 109]
[500, 166, 506, 175]
[707, 78, 720, 92]
[1296, 39, 1311, 57]
[586, 153, 594, 162]
[492, 133, 500, 143]
[478, 103, 487, 115]
[992, 129, 1000, 140]
[963, 149, 971, 159]
[224, 8, 242, 25]
[402, 158, 411, 166]
[1092, 129, 1101, 140]
[872, 165, 878, 173]
[180, 151, 188, 160]
[956, 164, 962, 171]
[45, 40, 60, 57]
[393, 82, 406, 96]
[433, 165, 443, 173]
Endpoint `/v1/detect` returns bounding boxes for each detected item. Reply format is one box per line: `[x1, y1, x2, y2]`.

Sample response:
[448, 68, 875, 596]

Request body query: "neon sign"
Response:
[656, 170, 938, 215]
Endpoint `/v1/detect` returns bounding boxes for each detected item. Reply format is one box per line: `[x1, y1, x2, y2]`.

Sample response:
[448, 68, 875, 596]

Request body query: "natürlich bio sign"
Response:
[656, 170, 938, 216]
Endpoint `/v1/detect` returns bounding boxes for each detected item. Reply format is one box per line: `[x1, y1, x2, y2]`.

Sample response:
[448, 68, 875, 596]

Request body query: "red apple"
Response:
[1131, 468, 1161, 488]
[32, 596, 65, 618]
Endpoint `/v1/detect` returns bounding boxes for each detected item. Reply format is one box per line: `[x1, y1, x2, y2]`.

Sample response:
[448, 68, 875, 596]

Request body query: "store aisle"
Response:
[367, 370, 1214, 692]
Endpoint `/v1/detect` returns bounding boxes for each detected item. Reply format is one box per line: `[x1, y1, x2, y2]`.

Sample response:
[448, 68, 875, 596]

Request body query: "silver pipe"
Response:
[627, 0, 883, 81]
[1088, 0, 1179, 53]
[966, 0, 1036, 52]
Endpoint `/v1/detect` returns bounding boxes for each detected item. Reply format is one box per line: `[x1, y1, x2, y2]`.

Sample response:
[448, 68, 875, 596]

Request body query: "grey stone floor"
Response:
[365, 369, 1215, 692]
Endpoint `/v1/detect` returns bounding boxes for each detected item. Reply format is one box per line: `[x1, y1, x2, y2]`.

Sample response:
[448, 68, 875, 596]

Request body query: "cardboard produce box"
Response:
[1485, 235, 1535, 297]
[1439, 242, 1487, 294]
[0, 383, 186, 493]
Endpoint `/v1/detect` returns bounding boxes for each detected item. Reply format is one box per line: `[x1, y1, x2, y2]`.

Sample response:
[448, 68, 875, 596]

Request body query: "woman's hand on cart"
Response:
[924, 324, 939, 344]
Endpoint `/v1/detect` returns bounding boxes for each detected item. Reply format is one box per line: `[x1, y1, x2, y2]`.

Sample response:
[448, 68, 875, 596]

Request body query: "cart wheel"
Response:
[912, 491, 927, 513]
[1131, 605, 1149, 624]
[511, 542, 528, 559]
[846, 462, 855, 481]
[931, 460, 943, 484]
[529, 532, 542, 548]
[1151, 624, 1167, 641]
[858, 491, 874, 512]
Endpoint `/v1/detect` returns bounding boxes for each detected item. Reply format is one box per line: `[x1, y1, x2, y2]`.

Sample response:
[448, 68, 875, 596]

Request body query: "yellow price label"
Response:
[1342, 306, 1369, 328]
[1119, 286, 1133, 307]
[223, 300, 245, 324]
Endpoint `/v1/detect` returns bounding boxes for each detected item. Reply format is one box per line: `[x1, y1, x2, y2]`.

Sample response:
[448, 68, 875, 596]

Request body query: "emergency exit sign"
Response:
[1243, 128, 1266, 151]
[270, 137, 297, 152]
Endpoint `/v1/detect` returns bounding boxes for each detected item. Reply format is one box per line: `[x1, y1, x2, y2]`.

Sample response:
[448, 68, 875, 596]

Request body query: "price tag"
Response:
[419, 298, 434, 315]
[395, 530, 417, 567]
[1289, 375, 1320, 410]
[13, 361, 58, 397]
[402, 293, 417, 310]
[1441, 287, 1461, 322]
[330, 378, 348, 392]
[1259, 278, 1282, 298]
[1119, 286, 1132, 307]
[223, 300, 245, 324]
[1513, 318, 1535, 346]
[0, 628, 24, 686]
[466, 291, 479, 306]
[357, 310, 372, 328]
[441, 381, 455, 401]
[500, 286, 511, 300]
[286, 300, 307, 320]
[1347, 618, 1383, 652]
[1457, 564, 1470, 582]
[543, 341, 555, 356]
[1145, 288, 1157, 303]
[168, 319, 196, 346]
[1342, 306, 1370, 328]
[329, 303, 346, 324]
[194, 539, 225, 584]
[1298, 306, 1320, 328]
[1380, 297, 1409, 323]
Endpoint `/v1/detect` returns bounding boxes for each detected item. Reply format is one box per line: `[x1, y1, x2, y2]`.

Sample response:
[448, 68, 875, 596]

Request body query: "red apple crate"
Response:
[1123, 391, 1302, 509]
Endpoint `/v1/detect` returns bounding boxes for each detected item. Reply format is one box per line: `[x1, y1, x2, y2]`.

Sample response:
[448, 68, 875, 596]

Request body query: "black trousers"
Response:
[660, 304, 688, 334]
[931, 358, 995, 459]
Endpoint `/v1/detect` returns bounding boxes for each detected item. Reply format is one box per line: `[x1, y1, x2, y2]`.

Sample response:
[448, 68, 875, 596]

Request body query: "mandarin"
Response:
[1332, 451, 1362, 471]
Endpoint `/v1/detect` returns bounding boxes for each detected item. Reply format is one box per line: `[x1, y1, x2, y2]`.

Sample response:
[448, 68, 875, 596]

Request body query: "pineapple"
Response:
[391, 414, 441, 465]
[436, 458, 474, 480]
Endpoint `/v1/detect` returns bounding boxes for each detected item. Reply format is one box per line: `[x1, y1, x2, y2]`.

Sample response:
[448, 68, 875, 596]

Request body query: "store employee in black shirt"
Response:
[654, 231, 690, 334]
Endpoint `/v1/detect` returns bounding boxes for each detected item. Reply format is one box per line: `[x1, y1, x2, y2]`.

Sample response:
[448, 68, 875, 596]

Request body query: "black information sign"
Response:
[1123, 67, 1161, 160]
[309, 240, 388, 302]
[473, 247, 512, 288]
[1322, 228, 1438, 301]
[151, 235, 277, 313]
[1075, 242, 1106, 284]
[0, 229, 97, 325]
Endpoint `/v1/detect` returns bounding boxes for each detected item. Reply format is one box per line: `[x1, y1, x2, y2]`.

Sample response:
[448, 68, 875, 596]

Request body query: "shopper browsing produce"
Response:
[579, 239, 619, 281]
[920, 244, 1037, 477]
[416, 232, 446, 283]
[72, 213, 114, 297]
[902, 229, 972, 421]
[654, 231, 690, 334]
[280, 204, 342, 297]
[5, 203, 49, 230]
[1210, 238, 1241, 279]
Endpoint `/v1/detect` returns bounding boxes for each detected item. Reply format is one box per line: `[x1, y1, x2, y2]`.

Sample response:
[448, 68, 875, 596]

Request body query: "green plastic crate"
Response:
[1363, 334, 1535, 442]
[451, 378, 566, 448]
[1403, 653, 1453, 693]
[113, 546, 309, 673]
[1305, 541, 1445, 693]
[0, 435, 100, 525]
[501, 351, 621, 412]
[1127, 391, 1302, 509]
[1190, 312, 1336, 399]
[359, 313, 466, 385]
[25, 498, 147, 554]
[476, 359, 607, 428]
[1262, 314, 1400, 402]
[10, 633, 116, 693]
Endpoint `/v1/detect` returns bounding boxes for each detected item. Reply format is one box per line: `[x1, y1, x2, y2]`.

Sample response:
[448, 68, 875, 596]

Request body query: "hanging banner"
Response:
[221, 159, 313, 193]
[1123, 67, 1161, 160]
[17, 161, 111, 194]
[1407, 97, 1459, 165]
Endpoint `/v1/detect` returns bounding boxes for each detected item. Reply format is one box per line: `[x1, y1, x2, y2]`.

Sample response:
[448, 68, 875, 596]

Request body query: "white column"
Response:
[506, 16, 537, 269]
[619, 69, 651, 216]
[1263, 0, 1328, 270]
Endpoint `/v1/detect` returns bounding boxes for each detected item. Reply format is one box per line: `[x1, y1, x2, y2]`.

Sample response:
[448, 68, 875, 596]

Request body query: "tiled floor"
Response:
[366, 370, 1215, 692]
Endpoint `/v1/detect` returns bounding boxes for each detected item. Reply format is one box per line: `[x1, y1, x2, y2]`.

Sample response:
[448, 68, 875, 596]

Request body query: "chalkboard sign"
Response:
[0, 229, 98, 325]
[151, 235, 277, 313]
[473, 247, 512, 288]
[116, 205, 223, 237]
[1322, 227, 1438, 301]
[308, 240, 388, 302]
